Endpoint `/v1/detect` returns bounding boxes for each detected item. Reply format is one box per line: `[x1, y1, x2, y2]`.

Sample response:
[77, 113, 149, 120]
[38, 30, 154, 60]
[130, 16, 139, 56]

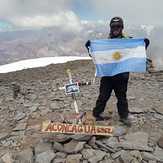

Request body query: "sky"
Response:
[0, 0, 162, 30]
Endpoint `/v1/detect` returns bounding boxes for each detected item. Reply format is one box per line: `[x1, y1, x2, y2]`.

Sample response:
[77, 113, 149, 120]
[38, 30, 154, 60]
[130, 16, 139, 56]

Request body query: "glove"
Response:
[85, 40, 90, 50]
[144, 38, 150, 49]
[85, 40, 92, 57]
[146, 58, 154, 73]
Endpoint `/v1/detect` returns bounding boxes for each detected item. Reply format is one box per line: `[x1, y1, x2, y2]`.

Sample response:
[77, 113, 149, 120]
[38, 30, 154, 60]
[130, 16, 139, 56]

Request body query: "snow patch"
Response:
[0, 56, 91, 73]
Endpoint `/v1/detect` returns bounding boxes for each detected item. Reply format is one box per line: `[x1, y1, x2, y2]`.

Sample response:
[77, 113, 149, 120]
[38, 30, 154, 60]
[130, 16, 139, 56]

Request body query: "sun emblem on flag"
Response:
[112, 52, 122, 60]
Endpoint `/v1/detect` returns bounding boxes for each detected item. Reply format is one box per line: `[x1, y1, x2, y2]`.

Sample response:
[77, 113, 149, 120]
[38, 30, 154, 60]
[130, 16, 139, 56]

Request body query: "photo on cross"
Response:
[65, 82, 80, 95]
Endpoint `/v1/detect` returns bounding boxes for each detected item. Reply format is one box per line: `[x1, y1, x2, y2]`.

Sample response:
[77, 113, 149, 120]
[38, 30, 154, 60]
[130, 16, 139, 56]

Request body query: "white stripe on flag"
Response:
[91, 46, 146, 64]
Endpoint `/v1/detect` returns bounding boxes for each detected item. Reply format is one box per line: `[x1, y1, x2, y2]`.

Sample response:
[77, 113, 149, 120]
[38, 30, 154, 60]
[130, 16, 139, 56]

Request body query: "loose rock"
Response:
[35, 150, 55, 163]
[64, 140, 85, 154]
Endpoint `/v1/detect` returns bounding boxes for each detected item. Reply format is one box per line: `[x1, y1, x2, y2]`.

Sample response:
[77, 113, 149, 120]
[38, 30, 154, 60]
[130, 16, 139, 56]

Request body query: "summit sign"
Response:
[42, 121, 113, 136]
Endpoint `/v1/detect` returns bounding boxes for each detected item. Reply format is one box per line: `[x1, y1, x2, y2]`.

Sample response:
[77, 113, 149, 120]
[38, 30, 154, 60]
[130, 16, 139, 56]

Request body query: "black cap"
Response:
[110, 17, 124, 28]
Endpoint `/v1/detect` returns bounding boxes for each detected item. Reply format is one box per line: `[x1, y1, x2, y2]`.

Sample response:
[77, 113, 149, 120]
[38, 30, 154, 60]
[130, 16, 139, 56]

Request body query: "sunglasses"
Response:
[110, 24, 123, 29]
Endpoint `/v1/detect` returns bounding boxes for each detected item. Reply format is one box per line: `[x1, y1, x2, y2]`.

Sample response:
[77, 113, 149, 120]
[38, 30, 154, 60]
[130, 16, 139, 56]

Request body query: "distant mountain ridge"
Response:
[0, 24, 162, 70]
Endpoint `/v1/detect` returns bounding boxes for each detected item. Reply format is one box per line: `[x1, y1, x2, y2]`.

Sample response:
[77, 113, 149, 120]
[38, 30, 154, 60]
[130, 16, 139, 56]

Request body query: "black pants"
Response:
[93, 72, 129, 119]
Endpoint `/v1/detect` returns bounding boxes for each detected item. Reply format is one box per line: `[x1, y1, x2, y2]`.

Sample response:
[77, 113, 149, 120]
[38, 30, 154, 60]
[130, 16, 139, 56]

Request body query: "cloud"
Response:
[0, 0, 72, 18]
[87, 0, 163, 25]
[0, 0, 84, 31]
[10, 11, 82, 32]
[0, 0, 162, 28]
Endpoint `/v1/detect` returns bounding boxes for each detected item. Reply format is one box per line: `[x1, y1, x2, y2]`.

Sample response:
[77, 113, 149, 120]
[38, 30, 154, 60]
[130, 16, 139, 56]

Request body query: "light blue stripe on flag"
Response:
[90, 38, 147, 77]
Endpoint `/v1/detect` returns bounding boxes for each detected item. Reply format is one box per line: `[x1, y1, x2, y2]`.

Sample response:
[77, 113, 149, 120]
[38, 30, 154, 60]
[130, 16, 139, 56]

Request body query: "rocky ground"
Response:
[0, 60, 163, 163]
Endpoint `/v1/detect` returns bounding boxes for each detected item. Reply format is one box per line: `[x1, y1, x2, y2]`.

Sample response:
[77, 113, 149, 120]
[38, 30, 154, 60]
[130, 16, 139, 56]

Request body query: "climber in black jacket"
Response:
[85, 17, 150, 127]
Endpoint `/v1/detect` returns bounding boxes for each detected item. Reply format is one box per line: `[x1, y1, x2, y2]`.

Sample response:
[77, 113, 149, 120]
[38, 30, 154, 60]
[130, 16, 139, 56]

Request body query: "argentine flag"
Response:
[89, 38, 147, 77]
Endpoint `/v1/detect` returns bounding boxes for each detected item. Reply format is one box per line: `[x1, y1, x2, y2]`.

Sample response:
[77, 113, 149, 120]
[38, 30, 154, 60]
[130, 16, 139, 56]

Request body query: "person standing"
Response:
[85, 17, 150, 126]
